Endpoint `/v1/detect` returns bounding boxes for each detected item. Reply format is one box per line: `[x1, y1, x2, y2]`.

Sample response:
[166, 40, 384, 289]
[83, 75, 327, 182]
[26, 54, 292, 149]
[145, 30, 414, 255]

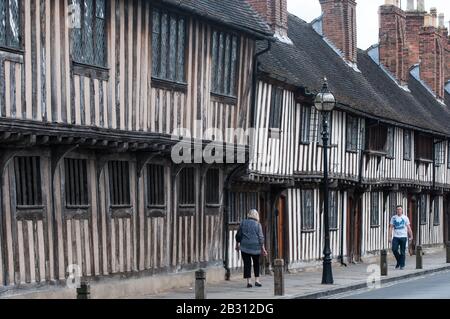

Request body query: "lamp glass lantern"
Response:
[314, 78, 336, 113]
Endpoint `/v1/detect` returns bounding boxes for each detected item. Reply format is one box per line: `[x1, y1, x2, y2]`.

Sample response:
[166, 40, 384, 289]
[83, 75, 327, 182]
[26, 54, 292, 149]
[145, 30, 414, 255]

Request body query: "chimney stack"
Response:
[379, 1, 407, 83]
[430, 8, 437, 27]
[419, 20, 445, 99]
[405, 1, 426, 68]
[247, 0, 288, 37]
[319, 0, 357, 64]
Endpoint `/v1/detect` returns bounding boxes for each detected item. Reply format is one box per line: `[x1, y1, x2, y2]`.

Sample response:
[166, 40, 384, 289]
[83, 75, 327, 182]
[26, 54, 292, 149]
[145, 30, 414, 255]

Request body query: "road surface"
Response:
[328, 270, 450, 299]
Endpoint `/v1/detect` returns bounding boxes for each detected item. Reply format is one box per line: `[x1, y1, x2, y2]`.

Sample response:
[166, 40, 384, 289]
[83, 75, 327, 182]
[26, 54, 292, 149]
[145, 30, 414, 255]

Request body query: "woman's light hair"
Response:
[248, 209, 259, 222]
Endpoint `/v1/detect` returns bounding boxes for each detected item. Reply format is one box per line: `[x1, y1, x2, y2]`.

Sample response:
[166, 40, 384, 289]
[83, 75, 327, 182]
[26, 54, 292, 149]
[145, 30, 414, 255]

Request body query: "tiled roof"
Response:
[160, 0, 272, 37]
[257, 14, 450, 136]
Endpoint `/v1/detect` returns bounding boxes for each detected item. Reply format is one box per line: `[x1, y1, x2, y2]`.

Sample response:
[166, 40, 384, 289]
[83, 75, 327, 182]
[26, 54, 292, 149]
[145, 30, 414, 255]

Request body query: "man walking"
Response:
[389, 205, 413, 270]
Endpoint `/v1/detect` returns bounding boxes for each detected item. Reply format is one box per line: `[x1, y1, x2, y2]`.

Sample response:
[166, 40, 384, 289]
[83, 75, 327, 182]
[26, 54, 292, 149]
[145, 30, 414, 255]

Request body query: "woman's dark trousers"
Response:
[241, 252, 260, 278]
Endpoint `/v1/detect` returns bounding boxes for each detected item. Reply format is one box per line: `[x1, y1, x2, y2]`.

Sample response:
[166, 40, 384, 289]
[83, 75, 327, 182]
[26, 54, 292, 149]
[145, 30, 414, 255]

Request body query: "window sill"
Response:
[317, 143, 338, 148]
[365, 150, 387, 156]
[299, 141, 310, 146]
[65, 206, 90, 219]
[415, 158, 433, 164]
[0, 46, 24, 63]
[301, 229, 316, 233]
[205, 204, 221, 215]
[178, 205, 196, 217]
[345, 149, 358, 154]
[72, 61, 109, 81]
[151, 77, 187, 92]
[210, 92, 237, 105]
[146, 207, 166, 218]
[16, 206, 45, 220]
[370, 225, 380, 228]
[110, 206, 133, 218]
[404, 158, 412, 161]
[386, 156, 395, 160]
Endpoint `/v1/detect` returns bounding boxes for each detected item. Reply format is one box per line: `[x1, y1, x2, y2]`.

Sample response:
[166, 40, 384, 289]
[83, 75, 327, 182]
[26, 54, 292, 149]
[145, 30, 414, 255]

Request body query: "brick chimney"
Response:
[247, 0, 288, 38]
[319, 0, 357, 64]
[405, 1, 426, 69]
[379, 0, 407, 84]
[419, 12, 446, 99]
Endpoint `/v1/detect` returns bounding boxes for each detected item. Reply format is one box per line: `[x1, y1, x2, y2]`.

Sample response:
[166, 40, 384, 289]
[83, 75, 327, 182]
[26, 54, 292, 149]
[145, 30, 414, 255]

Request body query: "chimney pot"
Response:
[438, 14, 445, 28]
[417, 0, 425, 12]
[406, 0, 415, 11]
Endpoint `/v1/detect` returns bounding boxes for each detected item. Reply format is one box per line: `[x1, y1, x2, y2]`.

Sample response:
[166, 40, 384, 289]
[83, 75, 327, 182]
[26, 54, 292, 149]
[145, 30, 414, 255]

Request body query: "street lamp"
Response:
[314, 77, 335, 285]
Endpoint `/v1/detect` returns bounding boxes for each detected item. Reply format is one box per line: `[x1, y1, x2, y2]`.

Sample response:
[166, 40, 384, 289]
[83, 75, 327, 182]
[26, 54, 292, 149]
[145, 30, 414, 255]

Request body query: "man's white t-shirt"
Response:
[390, 214, 410, 238]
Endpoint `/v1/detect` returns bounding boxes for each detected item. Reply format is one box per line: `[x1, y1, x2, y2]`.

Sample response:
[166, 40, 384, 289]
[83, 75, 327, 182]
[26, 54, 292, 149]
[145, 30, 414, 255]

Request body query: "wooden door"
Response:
[346, 194, 362, 263]
[444, 195, 450, 243]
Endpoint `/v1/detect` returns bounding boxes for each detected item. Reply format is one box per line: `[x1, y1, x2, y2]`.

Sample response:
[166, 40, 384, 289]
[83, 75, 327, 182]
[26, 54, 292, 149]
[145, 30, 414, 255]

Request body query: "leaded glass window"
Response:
[0, 0, 21, 49]
[71, 0, 106, 67]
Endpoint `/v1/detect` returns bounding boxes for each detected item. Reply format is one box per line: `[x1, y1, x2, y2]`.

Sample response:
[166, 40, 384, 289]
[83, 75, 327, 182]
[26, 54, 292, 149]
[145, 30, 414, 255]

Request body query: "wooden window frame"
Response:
[151, 6, 187, 90]
[434, 140, 445, 166]
[210, 27, 240, 100]
[328, 190, 338, 231]
[419, 194, 427, 225]
[346, 114, 359, 152]
[13, 156, 44, 213]
[370, 192, 380, 227]
[63, 157, 91, 218]
[0, 0, 23, 53]
[71, 0, 108, 72]
[301, 189, 315, 232]
[414, 134, 433, 163]
[145, 163, 167, 218]
[178, 167, 197, 216]
[386, 126, 395, 159]
[204, 168, 221, 215]
[403, 130, 412, 161]
[268, 86, 283, 132]
[300, 104, 311, 144]
[365, 122, 388, 155]
[317, 112, 333, 147]
[227, 191, 258, 225]
[433, 197, 440, 226]
[448, 141, 450, 169]
[107, 160, 132, 218]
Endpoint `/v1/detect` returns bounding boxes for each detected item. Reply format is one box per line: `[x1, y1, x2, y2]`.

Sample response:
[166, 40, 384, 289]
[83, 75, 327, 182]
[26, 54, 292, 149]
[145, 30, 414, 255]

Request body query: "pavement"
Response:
[136, 248, 450, 299]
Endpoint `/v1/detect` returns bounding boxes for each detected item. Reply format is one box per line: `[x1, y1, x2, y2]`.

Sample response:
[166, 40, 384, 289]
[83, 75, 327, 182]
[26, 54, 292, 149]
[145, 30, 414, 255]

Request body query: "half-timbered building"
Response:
[0, 0, 272, 296]
[225, 0, 450, 273]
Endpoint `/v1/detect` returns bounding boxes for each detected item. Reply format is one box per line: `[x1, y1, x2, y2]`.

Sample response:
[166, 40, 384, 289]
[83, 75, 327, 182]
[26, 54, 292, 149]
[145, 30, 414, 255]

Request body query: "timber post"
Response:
[380, 249, 388, 276]
[76, 282, 91, 299]
[274, 259, 284, 296]
[446, 242, 450, 264]
[416, 246, 423, 269]
[195, 269, 206, 299]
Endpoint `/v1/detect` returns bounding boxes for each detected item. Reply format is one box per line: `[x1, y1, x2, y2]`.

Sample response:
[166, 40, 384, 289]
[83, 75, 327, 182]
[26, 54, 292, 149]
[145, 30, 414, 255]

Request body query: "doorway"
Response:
[346, 193, 362, 263]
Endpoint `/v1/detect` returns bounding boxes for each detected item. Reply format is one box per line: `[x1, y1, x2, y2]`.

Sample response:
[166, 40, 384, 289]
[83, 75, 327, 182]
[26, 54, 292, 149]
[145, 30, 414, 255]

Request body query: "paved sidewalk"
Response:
[137, 248, 450, 299]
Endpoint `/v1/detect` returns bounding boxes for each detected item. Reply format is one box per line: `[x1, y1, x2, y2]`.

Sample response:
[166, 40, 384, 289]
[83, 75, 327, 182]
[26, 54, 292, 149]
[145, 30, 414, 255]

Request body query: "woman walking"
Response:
[235, 209, 267, 288]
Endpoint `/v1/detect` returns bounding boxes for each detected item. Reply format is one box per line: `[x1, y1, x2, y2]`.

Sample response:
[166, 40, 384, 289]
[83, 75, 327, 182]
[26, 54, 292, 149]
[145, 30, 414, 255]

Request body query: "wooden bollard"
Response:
[76, 282, 90, 299]
[416, 245, 423, 269]
[274, 259, 285, 296]
[446, 242, 450, 264]
[195, 269, 206, 299]
[380, 249, 388, 276]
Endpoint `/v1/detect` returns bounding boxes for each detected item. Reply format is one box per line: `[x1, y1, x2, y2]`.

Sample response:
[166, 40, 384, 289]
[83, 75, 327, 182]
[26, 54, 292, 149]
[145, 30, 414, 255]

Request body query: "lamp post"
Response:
[314, 77, 335, 285]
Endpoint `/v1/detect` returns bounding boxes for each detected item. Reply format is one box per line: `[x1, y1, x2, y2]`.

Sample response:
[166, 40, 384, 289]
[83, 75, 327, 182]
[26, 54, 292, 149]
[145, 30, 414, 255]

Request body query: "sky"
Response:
[287, 0, 450, 49]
